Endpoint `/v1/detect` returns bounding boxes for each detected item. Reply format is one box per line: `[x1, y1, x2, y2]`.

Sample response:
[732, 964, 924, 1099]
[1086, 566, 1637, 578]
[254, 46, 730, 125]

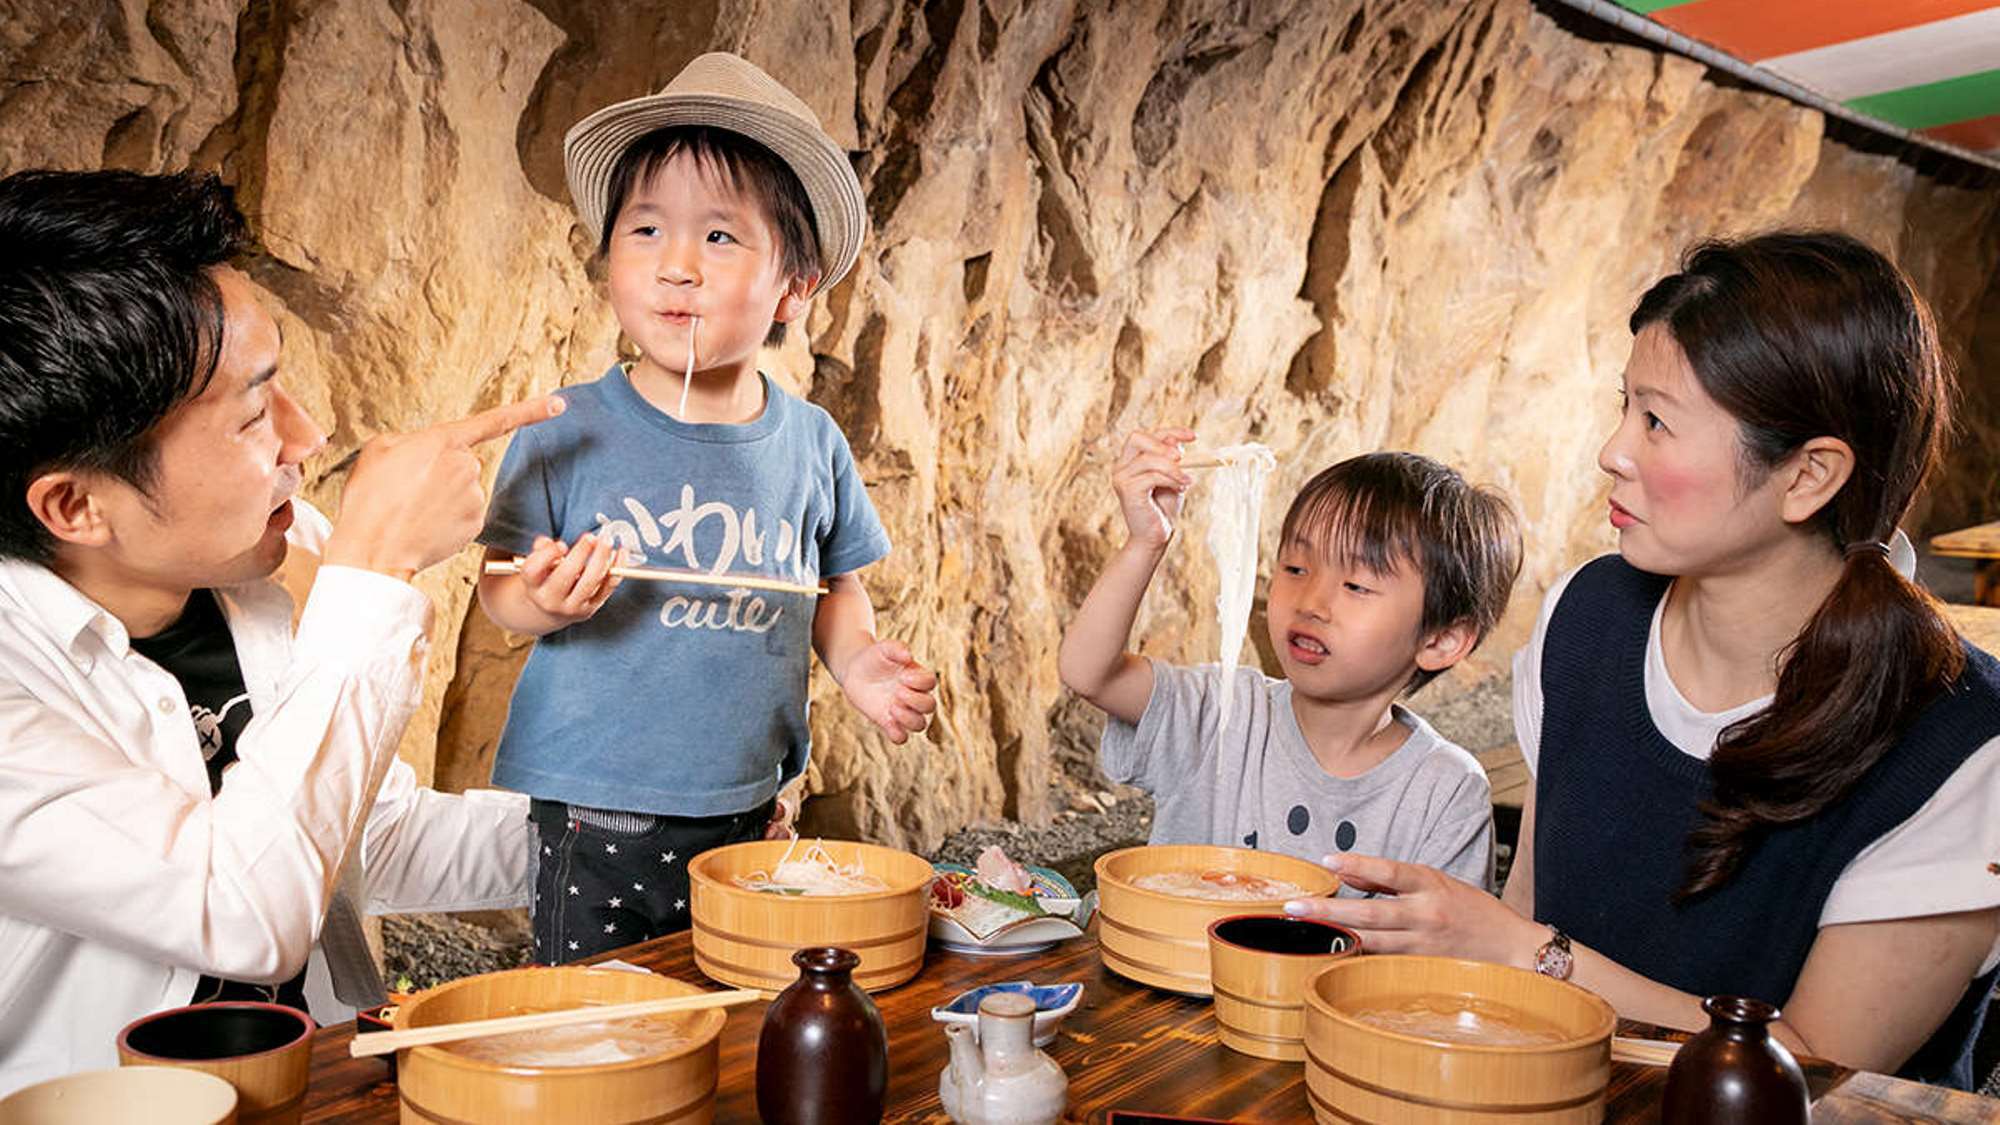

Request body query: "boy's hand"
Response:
[515, 531, 624, 624]
[839, 639, 939, 744]
[1113, 426, 1197, 549]
[763, 784, 804, 840]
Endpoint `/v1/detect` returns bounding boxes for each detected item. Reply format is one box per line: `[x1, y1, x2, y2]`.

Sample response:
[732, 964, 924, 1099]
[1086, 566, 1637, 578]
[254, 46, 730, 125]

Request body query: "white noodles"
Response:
[1132, 870, 1309, 901]
[1201, 443, 1276, 754]
[733, 838, 887, 897]
[444, 1015, 690, 1067]
[677, 316, 700, 419]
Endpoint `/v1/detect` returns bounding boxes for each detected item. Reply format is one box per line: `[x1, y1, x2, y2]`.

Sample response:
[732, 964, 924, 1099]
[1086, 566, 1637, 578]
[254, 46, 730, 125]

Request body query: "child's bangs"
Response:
[628, 133, 755, 207]
[1280, 473, 1421, 578]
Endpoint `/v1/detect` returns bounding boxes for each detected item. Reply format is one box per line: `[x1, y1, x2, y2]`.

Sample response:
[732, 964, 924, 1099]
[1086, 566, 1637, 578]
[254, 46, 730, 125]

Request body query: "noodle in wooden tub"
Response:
[732, 837, 889, 896]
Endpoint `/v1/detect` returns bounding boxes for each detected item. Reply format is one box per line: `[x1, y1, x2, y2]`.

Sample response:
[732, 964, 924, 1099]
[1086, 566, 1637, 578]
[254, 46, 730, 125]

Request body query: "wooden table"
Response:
[302, 932, 2000, 1123]
[1931, 523, 2000, 606]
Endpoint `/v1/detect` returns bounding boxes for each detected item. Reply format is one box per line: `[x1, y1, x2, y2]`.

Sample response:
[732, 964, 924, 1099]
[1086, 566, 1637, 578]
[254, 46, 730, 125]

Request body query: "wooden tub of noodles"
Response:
[1094, 844, 1339, 995]
[1302, 955, 1617, 1124]
[688, 838, 933, 993]
[390, 966, 727, 1124]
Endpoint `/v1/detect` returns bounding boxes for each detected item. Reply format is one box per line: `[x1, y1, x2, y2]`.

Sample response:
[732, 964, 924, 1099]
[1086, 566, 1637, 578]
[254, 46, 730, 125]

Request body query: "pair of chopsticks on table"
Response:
[482, 557, 827, 597]
[349, 988, 761, 1057]
[1611, 1036, 1682, 1067]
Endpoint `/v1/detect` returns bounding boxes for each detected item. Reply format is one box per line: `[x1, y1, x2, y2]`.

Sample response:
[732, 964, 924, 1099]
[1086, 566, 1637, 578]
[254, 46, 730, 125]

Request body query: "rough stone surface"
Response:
[7, 0, 2000, 852]
[381, 910, 531, 992]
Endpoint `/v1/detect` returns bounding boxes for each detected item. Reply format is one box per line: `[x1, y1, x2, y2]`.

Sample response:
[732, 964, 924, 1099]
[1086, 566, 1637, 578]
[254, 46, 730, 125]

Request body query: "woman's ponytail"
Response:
[1679, 548, 1962, 899]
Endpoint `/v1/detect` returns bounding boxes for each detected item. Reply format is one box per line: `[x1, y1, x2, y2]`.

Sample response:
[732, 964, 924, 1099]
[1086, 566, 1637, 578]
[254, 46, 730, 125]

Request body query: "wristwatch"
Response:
[1533, 926, 1574, 981]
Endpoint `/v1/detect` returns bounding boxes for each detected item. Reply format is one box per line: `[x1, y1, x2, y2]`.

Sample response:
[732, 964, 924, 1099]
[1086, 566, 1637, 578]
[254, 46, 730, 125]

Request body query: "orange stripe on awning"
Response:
[1653, 0, 2000, 62]
[1921, 114, 2000, 152]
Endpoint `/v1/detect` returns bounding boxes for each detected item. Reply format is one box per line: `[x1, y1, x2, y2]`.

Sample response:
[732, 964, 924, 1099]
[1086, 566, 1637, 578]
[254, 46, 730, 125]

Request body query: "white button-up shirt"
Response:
[0, 502, 531, 1094]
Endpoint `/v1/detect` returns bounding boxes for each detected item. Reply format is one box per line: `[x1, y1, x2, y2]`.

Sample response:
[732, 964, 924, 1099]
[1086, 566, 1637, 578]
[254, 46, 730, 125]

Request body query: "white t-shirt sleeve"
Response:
[1511, 565, 1583, 778]
[1820, 739, 2000, 975]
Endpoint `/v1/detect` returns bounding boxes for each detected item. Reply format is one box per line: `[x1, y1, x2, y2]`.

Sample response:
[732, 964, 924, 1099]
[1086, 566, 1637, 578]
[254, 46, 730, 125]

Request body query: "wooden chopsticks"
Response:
[482, 557, 827, 597]
[1611, 1036, 1681, 1067]
[349, 989, 762, 1057]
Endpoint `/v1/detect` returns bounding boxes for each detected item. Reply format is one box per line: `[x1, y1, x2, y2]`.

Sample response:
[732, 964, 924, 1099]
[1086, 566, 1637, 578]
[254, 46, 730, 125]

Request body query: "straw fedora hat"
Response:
[563, 52, 866, 296]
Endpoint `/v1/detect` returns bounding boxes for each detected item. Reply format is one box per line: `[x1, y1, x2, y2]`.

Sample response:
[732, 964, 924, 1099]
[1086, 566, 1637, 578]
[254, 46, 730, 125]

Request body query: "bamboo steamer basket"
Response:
[1093, 845, 1339, 995]
[687, 839, 932, 993]
[1302, 955, 1616, 1124]
[392, 966, 726, 1125]
[1207, 915, 1361, 1061]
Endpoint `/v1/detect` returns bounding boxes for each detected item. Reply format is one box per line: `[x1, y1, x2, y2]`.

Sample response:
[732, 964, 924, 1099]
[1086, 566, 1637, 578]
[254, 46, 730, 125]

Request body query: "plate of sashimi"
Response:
[928, 847, 1092, 955]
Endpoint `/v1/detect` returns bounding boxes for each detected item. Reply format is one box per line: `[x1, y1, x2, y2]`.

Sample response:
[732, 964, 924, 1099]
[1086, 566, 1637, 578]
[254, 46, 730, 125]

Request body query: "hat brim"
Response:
[564, 94, 866, 297]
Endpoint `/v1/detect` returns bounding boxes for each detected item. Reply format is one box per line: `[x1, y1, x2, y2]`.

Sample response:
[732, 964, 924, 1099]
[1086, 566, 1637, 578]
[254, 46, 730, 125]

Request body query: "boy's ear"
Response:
[1413, 618, 1479, 674]
[772, 273, 819, 326]
[25, 471, 113, 550]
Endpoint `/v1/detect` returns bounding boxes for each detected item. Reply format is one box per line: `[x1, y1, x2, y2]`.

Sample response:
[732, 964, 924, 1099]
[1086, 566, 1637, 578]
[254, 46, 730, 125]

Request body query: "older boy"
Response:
[1060, 435, 1521, 890]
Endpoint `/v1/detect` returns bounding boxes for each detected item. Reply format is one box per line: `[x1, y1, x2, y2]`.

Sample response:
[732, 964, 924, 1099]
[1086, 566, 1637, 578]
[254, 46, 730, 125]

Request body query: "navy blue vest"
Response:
[1535, 555, 2000, 1088]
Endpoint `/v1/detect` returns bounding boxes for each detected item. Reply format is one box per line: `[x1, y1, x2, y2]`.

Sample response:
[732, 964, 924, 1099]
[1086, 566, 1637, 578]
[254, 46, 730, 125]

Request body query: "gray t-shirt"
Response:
[480, 365, 890, 817]
[1101, 660, 1495, 892]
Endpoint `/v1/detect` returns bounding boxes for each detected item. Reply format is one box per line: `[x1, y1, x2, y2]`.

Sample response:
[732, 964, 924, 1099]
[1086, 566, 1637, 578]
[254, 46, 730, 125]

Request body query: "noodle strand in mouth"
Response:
[678, 315, 700, 419]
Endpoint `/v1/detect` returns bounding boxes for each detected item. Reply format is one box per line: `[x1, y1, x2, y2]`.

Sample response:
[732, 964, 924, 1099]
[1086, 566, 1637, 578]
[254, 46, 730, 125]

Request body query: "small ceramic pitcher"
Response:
[938, 992, 1067, 1125]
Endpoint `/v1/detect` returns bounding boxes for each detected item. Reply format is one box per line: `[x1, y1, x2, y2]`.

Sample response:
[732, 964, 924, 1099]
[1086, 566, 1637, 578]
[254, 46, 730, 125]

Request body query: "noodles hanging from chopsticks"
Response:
[1202, 444, 1276, 774]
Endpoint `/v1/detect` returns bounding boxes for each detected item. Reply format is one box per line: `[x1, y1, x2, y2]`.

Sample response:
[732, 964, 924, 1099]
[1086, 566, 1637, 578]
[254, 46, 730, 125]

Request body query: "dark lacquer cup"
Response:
[118, 1002, 315, 1125]
[1207, 914, 1362, 1060]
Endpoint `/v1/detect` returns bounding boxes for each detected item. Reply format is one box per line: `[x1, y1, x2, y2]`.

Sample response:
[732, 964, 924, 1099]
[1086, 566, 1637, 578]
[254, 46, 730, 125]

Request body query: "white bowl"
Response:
[0, 1067, 238, 1124]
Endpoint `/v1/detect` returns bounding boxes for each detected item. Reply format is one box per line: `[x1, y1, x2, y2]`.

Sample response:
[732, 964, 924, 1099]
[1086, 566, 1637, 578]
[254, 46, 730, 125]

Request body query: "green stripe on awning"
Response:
[1846, 67, 2000, 131]
[1613, 0, 1702, 12]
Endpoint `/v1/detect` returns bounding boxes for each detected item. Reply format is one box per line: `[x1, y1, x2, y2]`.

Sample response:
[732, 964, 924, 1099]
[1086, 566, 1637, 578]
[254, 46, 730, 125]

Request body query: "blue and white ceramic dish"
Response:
[930, 980, 1085, 1047]
[928, 862, 1091, 954]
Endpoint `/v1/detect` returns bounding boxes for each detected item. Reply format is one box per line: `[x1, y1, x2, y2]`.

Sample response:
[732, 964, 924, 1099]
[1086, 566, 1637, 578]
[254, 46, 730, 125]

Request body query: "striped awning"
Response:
[1608, 0, 2000, 164]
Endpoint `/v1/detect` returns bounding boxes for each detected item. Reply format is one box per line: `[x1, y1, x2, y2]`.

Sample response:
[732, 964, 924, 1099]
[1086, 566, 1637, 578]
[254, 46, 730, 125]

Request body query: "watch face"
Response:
[1535, 942, 1574, 980]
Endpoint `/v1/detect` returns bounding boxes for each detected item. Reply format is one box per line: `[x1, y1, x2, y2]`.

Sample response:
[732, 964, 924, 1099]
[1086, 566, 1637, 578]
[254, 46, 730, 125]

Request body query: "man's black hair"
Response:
[0, 169, 246, 563]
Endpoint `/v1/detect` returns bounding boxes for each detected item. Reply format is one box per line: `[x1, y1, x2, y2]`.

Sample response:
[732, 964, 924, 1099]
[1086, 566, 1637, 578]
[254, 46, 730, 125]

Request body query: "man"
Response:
[0, 168, 564, 1092]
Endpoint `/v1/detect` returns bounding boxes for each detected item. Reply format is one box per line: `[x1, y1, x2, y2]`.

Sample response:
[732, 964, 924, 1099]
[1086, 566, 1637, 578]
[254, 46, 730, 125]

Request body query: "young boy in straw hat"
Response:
[477, 53, 937, 961]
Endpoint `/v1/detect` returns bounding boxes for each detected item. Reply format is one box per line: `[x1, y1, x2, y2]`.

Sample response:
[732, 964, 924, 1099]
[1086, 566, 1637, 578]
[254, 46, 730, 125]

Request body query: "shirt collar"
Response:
[0, 558, 295, 671]
[0, 557, 131, 664]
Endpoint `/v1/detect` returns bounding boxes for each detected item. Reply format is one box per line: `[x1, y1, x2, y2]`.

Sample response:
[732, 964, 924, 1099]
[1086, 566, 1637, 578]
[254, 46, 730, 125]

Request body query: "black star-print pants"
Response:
[527, 798, 774, 964]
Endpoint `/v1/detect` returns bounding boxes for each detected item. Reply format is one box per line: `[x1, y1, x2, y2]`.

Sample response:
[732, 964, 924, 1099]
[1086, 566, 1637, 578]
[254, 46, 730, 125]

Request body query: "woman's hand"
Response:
[1283, 853, 1546, 967]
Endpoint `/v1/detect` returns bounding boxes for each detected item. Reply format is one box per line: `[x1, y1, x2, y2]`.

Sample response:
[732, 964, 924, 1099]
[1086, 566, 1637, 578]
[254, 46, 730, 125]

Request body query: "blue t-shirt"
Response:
[479, 364, 891, 816]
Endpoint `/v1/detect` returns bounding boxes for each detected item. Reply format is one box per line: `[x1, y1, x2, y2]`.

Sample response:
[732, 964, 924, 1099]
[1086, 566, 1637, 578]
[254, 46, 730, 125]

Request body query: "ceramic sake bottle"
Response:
[939, 992, 1067, 1125]
[755, 947, 888, 1125]
[1661, 995, 1810, 1125]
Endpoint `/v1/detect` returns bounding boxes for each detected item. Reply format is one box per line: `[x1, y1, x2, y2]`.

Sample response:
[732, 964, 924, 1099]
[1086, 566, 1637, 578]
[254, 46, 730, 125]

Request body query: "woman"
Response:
[1285, 231, 2000, 1087]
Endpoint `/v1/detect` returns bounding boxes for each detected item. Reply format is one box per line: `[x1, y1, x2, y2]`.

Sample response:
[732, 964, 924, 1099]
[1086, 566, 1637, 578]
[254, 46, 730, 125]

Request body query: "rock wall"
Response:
[7, 0, 1999, 851]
